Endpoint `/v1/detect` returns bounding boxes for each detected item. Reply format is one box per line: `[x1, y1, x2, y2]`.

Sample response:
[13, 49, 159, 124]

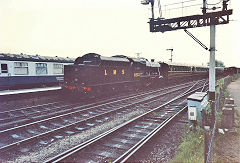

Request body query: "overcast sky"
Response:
[0, 0, 239, 67]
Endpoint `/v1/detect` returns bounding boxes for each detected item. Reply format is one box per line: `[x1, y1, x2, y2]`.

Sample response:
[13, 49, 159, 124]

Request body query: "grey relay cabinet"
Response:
[187, 92, 208, 125]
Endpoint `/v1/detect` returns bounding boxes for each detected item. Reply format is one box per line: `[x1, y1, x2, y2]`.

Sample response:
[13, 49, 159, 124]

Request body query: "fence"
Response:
[205, 75, 235, 163]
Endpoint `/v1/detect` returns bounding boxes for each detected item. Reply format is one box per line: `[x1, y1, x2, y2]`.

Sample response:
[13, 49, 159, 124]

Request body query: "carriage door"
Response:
[1, 63, 9, 76]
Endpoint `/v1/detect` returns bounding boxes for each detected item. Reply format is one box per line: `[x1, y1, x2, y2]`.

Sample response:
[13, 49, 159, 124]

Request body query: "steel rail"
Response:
[0, 82, 195, 153]
[115, 106, 187, 163]
[118, 80, 218, 162]
[0, 81, 193, 133]
[0, 81, 194, 130]
[0, 102, 70, 124]
[45, 81, 202, 163]
[0, 101, 60, 114]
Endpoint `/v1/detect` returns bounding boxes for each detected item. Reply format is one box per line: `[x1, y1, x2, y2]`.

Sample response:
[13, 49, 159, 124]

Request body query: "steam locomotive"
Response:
[63, 53, 221, 98]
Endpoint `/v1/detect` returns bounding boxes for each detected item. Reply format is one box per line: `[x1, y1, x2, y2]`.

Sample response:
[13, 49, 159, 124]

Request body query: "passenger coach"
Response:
[0, 53, 74, 90]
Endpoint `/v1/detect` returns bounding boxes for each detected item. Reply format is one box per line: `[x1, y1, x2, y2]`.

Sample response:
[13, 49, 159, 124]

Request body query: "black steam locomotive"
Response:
[63, 53, 221, 98]
[63, 53, 169, 97]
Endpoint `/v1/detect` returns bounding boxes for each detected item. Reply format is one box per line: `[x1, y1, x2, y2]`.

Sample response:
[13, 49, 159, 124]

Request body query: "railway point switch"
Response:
[187, 92, 208, 125]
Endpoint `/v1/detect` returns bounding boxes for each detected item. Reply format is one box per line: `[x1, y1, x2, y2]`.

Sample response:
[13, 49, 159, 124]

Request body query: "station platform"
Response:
[0, 86, 61, 96]
[227, 78, 240, 113]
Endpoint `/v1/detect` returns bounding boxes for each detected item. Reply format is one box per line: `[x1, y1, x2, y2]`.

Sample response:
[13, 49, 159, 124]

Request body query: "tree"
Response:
[207, 60, 225, 67]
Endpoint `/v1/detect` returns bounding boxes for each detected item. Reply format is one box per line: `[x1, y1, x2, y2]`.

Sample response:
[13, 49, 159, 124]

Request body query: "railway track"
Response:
[0, 82, 188, 130]
[0, 101, 66, 128]
[0, 77, 210, 131]
[45, 80, 205, 162]
[0, 80, 204, 161]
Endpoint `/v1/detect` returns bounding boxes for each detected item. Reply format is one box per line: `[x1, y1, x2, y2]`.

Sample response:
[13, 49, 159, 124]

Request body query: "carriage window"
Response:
[36, 63, 47, 75]
[14, 62, 28, 75]
[53, 63, 64, 74]
[1, 64, 8, 73]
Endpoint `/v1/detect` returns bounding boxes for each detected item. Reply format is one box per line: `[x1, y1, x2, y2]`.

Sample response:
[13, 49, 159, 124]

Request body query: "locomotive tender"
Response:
[0, 53, 74, 90]
[63, 53, 218, 98]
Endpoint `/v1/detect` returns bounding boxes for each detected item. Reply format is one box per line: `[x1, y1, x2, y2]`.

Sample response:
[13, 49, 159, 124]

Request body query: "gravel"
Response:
[5, 108, 147, 162]
[1, 85, 189, 162]
[128, 115, 187, 162]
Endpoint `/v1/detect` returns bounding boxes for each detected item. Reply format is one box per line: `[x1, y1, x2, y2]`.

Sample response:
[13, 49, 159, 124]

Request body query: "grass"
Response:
[215, 78, 224, 95]
[171, 77, 233, 163]
[170, 126, 204, 163]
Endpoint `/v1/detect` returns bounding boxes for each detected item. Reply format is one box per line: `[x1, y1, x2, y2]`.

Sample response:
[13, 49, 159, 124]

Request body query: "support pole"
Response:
[150, 0, 154, 19]
[205, 24, 216, 163]
[209, 24, 216, 116]
[202, 0, 207, 14]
